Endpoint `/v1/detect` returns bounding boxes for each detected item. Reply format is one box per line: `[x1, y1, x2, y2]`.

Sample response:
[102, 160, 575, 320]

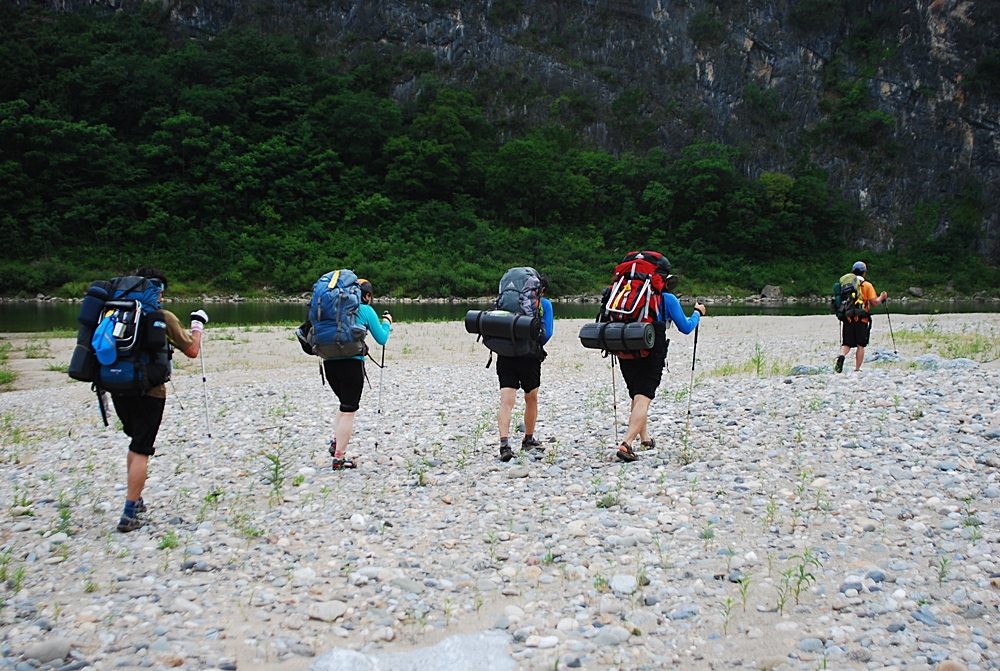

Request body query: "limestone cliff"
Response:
[29, 0, 1000, 258]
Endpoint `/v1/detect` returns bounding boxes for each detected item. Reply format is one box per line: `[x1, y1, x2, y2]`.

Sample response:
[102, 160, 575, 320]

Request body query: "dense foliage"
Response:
[0, 3, 994, 298]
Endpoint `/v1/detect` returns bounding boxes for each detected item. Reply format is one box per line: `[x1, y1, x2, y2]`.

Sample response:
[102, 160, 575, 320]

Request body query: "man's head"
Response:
[357, 278, 373, 304]
[537, 272, 549, 296]
[134, 267, 168, 293]
[852, 261, 867, 276]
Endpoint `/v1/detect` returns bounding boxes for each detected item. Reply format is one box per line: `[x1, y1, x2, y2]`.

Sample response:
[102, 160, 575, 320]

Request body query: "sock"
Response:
[122, 499, 138, 520]
[500, 437, 509, 446]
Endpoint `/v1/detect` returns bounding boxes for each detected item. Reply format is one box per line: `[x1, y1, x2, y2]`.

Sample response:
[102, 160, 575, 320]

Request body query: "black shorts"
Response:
[496, 355, 541, 393]
[112, 395, 166, 456]
[323, 359, 365, 412]
[617, 323, 669, 400]
[842, 319, 871, 348]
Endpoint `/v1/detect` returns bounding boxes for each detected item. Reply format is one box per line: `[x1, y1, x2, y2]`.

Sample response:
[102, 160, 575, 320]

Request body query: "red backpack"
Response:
[600, 251, 672, 359]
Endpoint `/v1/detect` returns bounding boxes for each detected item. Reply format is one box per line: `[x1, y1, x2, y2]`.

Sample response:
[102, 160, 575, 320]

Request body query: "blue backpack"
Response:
[91, 276, 171, 396]
[305, 270, 368, 359]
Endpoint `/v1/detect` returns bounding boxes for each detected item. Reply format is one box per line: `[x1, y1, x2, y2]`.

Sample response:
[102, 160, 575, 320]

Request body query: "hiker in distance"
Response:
[80, 268, 208, 533]
[603, 252, 704, 463]
[496, 270, 554, 462]
[301, 270, 391, 469]
[835, 261, 887, 373]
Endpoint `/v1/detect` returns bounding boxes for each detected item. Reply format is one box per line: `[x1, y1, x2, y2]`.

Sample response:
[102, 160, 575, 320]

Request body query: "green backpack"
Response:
[831, 273, 868, 322]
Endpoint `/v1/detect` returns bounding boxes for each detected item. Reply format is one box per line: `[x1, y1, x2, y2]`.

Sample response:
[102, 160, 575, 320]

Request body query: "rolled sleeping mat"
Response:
[465, 310, 541, 341]
[77, 281, 110, 328]
[68, 343, 98, 382]
[579, 321, 655, 351]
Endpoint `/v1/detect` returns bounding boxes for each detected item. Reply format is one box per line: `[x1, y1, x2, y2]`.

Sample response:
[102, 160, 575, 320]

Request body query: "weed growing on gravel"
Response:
[677, 430, 696, 465]
[56, 491, 72, 535]
[936, 555, 950, 586]
[720, 596, 734, 634]
[84, 572, 98, 593]
[259, 429, 293, 506]
[775, 569, 793, 614]
[11, 566, 25, 593]
[651, 534, 670, 568]
[737, 573, 752, 611]
[158, 530, 179, 550]
[0, 342, 19, 387]
[0, 548, 13, 581]
[699, 520, 716, 548]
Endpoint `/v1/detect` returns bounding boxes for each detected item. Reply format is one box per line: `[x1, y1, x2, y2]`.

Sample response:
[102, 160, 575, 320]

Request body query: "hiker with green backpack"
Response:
[296, 270, 392, 469]
[833, 261, 887, 373]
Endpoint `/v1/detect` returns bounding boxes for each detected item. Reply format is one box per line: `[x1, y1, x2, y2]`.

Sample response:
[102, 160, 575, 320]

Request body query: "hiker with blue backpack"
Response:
[68, 268, 208, 532]
[296, 270, 392, 469]
[833, 261, 887, 373]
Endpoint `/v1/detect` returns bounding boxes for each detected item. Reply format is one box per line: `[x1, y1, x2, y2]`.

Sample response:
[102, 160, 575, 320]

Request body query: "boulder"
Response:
[760, 285, 784, 300]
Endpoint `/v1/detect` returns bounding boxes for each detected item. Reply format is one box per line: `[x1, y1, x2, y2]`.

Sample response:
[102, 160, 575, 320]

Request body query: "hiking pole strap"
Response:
[691, 325, 699, 371]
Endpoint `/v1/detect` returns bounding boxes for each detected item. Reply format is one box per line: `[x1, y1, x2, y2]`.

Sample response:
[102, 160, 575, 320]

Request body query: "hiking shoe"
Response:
[616, 442, 639, 463]
[135, 497, 146, 514]
[116, 516, 145, 533]
[521, 436, 543, 450]
[332, 456, 357, 470]
[640, 437, 656, 451]
[500, 444, 515, 462]
[328, 439, 337, 458]
[835, 355, 845, 374]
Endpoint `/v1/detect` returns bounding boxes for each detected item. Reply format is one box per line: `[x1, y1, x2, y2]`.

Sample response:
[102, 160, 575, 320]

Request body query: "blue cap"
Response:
[852, 261, 867, 273]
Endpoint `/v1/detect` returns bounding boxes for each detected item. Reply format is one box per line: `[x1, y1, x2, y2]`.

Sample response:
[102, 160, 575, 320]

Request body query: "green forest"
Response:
[0, 3, 995, 298]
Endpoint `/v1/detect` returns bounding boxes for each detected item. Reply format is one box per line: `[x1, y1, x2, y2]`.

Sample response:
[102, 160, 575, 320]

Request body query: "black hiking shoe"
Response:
[135, 497, 146, 515]
[640, 437, 656, 451]
[117, 516, 145, 533]
[521, 436, 543, 450]
[835, 355, 845, 374]
[500, 444, 515, 462]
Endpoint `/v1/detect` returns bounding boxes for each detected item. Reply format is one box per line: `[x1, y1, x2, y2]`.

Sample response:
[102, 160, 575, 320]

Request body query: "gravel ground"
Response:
[1, 314, 1000, 671]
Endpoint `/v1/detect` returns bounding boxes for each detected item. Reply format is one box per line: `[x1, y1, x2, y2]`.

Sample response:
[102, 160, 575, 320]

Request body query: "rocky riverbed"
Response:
[1, 314, 1000, 671]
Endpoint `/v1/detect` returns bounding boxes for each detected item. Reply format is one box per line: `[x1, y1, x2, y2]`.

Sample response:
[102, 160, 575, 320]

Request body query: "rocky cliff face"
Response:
[32, 0, 1000, 258]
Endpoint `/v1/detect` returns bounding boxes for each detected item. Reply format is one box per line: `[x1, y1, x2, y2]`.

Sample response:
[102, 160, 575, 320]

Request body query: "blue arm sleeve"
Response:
[540, 297, 554, 345]
[359, 304, 391, 345]
[663, 293, 700, 335]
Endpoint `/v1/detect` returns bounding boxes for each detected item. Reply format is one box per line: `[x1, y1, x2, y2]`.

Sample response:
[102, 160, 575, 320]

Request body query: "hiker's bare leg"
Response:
[855, 346, 865, 371]
[623, 395, 652, 445]
[498, 388, 516, 438]
[840, 345, 851, 357]
[629, 397, 651, 443]
[334, 411, 355, 455]
[126, 451, 148, 502]
[523, 388, 538, 436]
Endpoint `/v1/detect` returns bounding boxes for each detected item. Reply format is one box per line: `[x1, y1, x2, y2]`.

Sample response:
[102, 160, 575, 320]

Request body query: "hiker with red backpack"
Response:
[583, 251, 704, 463]
[296, 271, 392, 469]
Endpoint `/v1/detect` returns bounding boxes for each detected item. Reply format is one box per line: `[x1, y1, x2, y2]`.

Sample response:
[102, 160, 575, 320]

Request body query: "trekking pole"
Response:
[198, 341, 221, 498]
[374, 340, 386, 450]
[610, 355, 619, 446]
[884, 299, 898, 354]
[684, 325, 699, 433]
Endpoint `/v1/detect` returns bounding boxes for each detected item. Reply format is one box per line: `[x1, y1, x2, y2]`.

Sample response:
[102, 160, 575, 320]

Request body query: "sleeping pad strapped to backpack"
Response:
[300, 269, 368, 359]
[86, 276, 172, 396]
[597, 251, 672, 359]
[478, 267, 545, 359]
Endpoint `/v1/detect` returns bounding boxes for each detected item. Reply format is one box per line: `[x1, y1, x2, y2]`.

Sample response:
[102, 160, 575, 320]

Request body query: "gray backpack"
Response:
[482, 267, 544, 359]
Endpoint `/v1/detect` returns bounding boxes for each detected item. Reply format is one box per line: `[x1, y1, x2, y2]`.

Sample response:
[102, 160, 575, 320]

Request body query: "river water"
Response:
[1, 299, 997, 333]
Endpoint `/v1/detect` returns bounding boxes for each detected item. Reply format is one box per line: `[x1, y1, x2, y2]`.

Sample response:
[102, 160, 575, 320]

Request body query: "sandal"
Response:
[332, 455, 357, 470]
[616, 442, 639, 463]
[640, 438, 656, 451]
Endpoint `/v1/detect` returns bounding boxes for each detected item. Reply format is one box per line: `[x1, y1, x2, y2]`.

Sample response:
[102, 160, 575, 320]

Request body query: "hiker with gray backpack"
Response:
[465, 268, 554, 462]
[296, 270, 392, 469]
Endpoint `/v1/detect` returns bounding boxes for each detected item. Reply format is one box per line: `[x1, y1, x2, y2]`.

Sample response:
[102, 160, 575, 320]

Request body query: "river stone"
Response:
[593, 630, 620, 646]
[798, 637, 824, 652]
[307, 600, 347, 622]
[609, 574, 637, 594]
[310, 630, 515, 671]
[391, 578, 425, 594]
[507, 466, 529, 479]
[22, 638, 72, 664]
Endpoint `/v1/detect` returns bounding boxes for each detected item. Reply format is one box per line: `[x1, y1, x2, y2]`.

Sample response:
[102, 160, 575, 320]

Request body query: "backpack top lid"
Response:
[620, 251, 671, 277]
[110, 276, 161, 313]
[495, 267, 542, 316]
